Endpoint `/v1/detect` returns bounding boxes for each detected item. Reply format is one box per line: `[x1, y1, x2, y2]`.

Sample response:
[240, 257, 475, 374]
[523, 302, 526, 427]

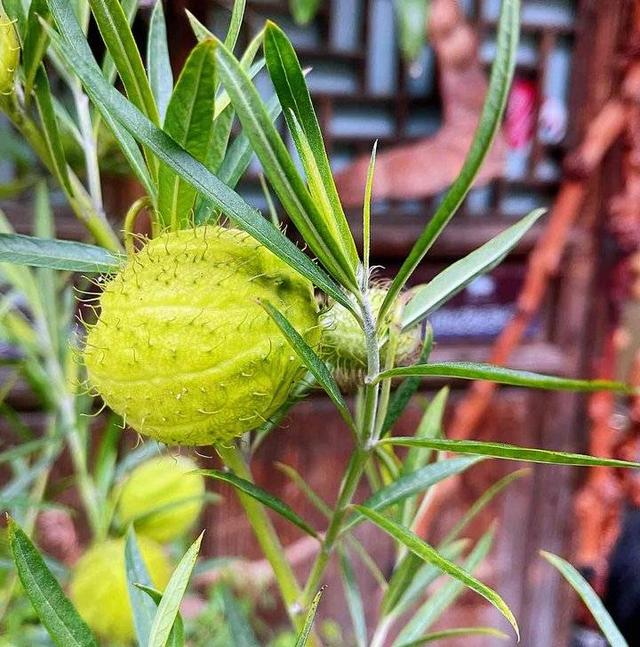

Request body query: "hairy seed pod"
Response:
[320, 286, 422, 389]
[116, 455, 205, 543]
[69, 537, 171, 643]
[0, 8, 19, 95]
[84, 226, 320, 446]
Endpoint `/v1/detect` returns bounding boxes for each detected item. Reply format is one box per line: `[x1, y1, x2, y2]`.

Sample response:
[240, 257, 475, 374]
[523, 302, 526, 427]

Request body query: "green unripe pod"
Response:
[0, 8, 19, 95]
[84, 226, 320, 446]
[69, 537, 171, 644]
[320, 286, 422, 388]
[116, 455, 205, 543]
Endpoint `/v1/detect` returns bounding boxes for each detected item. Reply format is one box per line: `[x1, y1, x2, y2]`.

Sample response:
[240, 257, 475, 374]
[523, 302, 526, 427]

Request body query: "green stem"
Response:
[2, 98, 122, 252]
[216, 443, 306, 634]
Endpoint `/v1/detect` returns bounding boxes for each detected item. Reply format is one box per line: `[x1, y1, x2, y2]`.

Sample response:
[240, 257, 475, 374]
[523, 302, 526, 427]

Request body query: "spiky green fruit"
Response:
[320, 286, 421, 387]
[69, 537, 171, 644]
[84, 226, 320, 446]
[116, 455, 205, 542]
[0, 9, 19, 95]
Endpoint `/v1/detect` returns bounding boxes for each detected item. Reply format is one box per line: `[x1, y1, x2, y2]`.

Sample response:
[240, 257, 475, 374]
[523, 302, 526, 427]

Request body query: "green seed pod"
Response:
[0, 9, 19, 95]
[84, 226, 320, 446]
[69, 537, 171, 643]
[116, 455, 205, 543]
[320, 286, 422, 389]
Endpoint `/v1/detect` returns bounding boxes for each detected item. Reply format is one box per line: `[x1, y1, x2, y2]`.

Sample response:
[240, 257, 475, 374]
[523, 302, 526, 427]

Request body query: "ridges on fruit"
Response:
[115, 455, 205, 543]
[83, 225, 320, 446]
[69, 536, 171, 643]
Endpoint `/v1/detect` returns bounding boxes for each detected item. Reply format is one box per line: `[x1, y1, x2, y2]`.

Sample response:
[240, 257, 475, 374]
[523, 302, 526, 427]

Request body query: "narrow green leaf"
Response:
[379, 0, 520, 324]
[223, 0, 246, 51]
[8, 517, 98, 647]
[376, 361, 633, 394]
[344, 456, 481, 532]
[100, 0, 137, 86]
[88, 0, 159, 123]
[42, 12, 154, 197]
[339, 550, 367, 647]
[43, 2, 357, 315]
[148, 533, 202, 647]
[386, 540, 469, 617]
[0, 233, 124, 272]
[381, 437, 640, 469]
[295, 587, 324, 647]
[185, 10, 214, 42]
[222, 585, 260, 647]
[147, 0, 173, 121]
[135, 584, 185, 647]
[199, 469, 317, 538]
[23, 0, 50, 97]
[33, 66, 72, 195]
[381, 325, 433, 437]
[353, 506, 519, 639]
[395, 530, 495, 644]
[158, 40, 217, 229]
[124, 527, 157, 647]
[541, 551, 628, 647]
[362, 142, 377, 274]
[262, 301, 357, 433]
[402, 209, 545, 330]
[2, 0, 26, 37]
[397, 626, 509, 647]
[214, 38, 358, 292]
[265, 22, 358, 270]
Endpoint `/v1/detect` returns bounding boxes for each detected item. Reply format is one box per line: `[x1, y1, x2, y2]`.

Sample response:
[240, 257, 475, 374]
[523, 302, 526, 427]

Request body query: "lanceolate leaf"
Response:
[0, 233, 125, 272]
[147, 0, 173, 121]
[148, 533, 202, 647]
[88, 0, 159, 124]
[379, 0, 521, 324]
[295, 587, 324, 647]
[265, 22, 358, 270]
[44, 1, 356, 315]
[199, 469, 318, 538]
[381, 437, 640, 469]
[223, 0, 246, 51]
[214, 39, 358, 292]
[124, 527, 157, 647]
[402, 209, 545, 330]
[158, 40, 217, 229]
[23, 0, 51, 97]
[354, 506, 519, 639]
[8, 517, 98, 647]
[541, 552, 628, 647]
[262, 301, 357, 434]
[376, 361, 633, 394]
[396, 530, 494, 643]
[135, 585, 185, 647]
[344, 456, 481, 532]
[33, 66, 72, 195]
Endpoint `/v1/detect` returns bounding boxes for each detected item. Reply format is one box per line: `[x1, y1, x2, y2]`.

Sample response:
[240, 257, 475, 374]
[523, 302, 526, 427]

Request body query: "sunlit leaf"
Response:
[381, 437, 640, 469]
[295, 587, 324, 647]
[147, 0, 173, 121]
[8, 517, 98, 647]
[541, 551, 628, 647]
[199, 469, 318, 538]
[376, 361, 633, 394]
[354, 506, 519, 639]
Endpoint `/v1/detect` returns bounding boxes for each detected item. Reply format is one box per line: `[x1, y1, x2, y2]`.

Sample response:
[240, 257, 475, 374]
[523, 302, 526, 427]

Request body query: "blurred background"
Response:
[2, 0, 640, 645]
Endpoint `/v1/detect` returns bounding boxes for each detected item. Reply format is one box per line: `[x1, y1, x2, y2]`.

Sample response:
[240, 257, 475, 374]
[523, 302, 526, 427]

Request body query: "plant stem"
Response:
[216, 443, 307, 634]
